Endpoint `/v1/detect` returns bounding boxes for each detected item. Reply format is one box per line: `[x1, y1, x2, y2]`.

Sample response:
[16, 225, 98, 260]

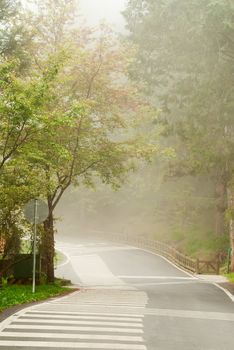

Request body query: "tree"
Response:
[14, 0, 157, 282]
[0, 56, 62, 283]
[124, 0, 234, 269]
[0, 0, 34, 69]
[0, 0, 159, 282]
[36, 40, 156, 282]
[0, 57, 61, 173]
[0, 53, 63, 272]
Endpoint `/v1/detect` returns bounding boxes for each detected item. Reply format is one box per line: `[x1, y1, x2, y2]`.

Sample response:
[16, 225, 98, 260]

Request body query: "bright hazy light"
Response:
[79, 0, 126, 28]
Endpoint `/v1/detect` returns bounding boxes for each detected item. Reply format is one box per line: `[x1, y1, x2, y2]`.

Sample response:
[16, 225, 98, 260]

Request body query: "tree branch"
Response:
[0, 120, 29, 170]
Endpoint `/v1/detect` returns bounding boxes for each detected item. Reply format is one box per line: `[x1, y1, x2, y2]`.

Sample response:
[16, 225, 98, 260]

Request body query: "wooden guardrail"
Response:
[89, 230, 220, 275]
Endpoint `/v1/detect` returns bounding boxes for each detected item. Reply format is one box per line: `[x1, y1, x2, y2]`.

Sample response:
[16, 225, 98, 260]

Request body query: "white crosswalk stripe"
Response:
[20, 314, 143, 321]
[26, 311, 144, 317]
[0, 333, 144, 342]
[0, 341, 147, 349]
[5, 324, 144, 333]
[0, 289, 148, 349]
[14, 318, 143, 327]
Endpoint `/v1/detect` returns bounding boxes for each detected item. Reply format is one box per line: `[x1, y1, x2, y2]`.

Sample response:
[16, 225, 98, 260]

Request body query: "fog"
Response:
[0, 0, 232, 267]
[0, 2, 234, 349]
[56, 164, 217, 259]
[79, 0, 126, 29]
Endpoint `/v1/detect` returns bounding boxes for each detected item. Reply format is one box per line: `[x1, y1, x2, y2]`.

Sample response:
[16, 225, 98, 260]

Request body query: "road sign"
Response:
[24, 199, 49, 224]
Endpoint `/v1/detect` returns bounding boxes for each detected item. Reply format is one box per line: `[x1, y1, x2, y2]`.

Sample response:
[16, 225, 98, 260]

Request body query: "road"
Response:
[0, 238, 234, 349]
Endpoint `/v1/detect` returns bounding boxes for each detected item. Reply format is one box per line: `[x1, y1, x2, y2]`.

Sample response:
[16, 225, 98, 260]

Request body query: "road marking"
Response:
[21, 314, 143, 321]
[0, 332, 144, 342]
[213, 282, 234, 303]
[117, 275, 196, 280]
[0, 290, 147, 349]
[78, 285, 137, 290]
[43, 289, 149, 310]
[51, 302, 146, 306]
[26, 311, 144, 317]
[14, 319, 143, 327]
[46, 302, 145, 308]
[6, 325, 144, 333]
[55, 299, 147, 304]
[0, 341, 147, 349]
[53, 300, 147, 304]
[128, 281, 199, 287]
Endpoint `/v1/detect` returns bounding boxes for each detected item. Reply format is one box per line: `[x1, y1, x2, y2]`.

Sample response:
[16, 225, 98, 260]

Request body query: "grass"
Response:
[225, 273, 234, 284]
[0, 283, 72, 313]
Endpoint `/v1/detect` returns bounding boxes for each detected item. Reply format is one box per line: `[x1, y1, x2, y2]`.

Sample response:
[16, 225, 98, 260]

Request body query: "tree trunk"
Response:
[227, 187, 234, 272]
[42, 202, 55, 283]
[215, 182, 227, 235]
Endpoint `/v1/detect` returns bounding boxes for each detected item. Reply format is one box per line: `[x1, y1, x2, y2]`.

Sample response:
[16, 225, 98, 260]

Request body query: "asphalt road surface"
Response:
[0, 237, 234, 350]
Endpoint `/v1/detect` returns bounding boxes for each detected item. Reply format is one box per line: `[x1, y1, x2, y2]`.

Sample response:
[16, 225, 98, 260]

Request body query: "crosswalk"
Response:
[0, 289, 148, 349]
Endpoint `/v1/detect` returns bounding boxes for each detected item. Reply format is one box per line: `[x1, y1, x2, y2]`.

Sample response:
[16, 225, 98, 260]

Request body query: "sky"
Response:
[79, 0, 126, 30]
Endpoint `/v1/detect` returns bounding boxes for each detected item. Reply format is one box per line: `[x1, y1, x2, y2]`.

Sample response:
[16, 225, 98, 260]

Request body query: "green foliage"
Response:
[124, 0, 234, 177]
[0, 0, 161, 281]
[225, 273, 234, 283]
[1, 275, 9, 287]
[0, 0, 34, 69]
[0, 284, 70, 312]
[183, 230, 229, 258]
[0, 54, 64, 258]
[124, 0, 234, 258]
[0, 57, 61, 172]
[0, 0, 192, 286]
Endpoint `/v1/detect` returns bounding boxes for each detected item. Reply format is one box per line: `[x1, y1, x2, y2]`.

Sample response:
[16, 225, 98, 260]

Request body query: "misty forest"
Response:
[0, 0, 234, 283]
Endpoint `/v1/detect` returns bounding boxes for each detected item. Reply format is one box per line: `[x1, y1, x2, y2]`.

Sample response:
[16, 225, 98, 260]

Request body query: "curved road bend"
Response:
[0, 238, 233, 350]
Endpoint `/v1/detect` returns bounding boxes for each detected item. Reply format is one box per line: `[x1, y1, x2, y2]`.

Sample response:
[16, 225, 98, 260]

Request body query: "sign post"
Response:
[32, 199, 38, 293]
[24, 199, 49, 293]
